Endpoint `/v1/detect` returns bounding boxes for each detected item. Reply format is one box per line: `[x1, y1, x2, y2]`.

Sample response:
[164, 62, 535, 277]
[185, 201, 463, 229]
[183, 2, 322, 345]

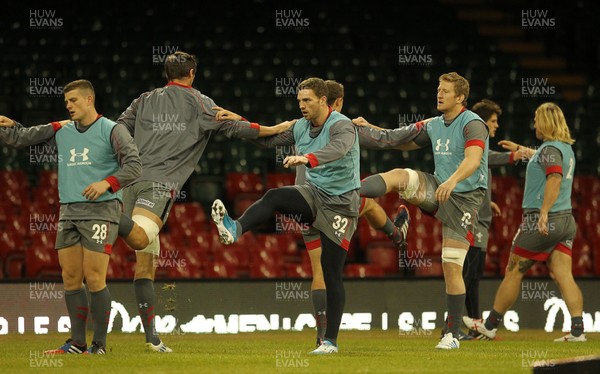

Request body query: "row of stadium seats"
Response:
[0, 170, 599, 279]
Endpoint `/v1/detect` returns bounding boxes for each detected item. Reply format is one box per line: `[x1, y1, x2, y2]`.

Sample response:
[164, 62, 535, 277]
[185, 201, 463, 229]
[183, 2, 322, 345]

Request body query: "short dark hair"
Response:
[325, 80, 344, 105]
[298, 77, 328, 99]
[472, 99, 502, 122]
[164, 51, 197, 80]
[63, 79, 95, 98]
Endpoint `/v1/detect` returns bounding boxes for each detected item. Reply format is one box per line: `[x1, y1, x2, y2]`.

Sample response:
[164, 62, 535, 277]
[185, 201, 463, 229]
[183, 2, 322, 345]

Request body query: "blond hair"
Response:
[439, 72, 469, 106]
[535, 102, 575, 144]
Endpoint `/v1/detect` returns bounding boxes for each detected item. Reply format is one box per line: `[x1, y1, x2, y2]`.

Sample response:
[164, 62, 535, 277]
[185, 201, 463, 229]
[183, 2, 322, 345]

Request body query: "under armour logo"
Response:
[435, 139, 450, 152]
[476, 232, 483, 241]
[69, 148, 89, 162]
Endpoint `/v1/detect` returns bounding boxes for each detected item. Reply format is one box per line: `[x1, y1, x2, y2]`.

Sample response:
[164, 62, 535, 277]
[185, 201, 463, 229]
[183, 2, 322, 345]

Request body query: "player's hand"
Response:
[283, 155, 308, 168]
[491, 201, 501, 217]
[537, 212, 550, 236]
[273, 119, 296, 133]
[352, 116, 371, 127]
[83, 180, 111, 201]
[212, 106, 242, 121]
[0, 115, 16, 127]
[435, 179, 456, 202]
[498, 140, 519, 152]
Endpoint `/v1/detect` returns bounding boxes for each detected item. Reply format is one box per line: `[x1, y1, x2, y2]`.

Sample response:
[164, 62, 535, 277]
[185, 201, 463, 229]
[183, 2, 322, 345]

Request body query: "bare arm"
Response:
[436, 145, 483, 202]
[538, 174, 562, 235]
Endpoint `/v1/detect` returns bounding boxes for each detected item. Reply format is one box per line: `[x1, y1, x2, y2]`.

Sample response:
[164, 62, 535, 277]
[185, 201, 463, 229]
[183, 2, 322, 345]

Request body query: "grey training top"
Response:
[0, 121, 141, 221]
[117, 83, 261, 192]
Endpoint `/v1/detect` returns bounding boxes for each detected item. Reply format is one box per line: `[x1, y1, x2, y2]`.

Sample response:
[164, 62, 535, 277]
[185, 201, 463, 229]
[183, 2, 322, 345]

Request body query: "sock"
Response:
[90, 287, 111, 346]
[311, 289, 327, 342]
[378, 218, 402, 242]
[485, 308, 504, 330]
[235, 221, 242, 238]
[446, 293, 465, 337]
[571, 316, 584, 337]
[134, 279, 160, 345]
[359, 175, 387, 198]
[118, 214, 135, 237]
[65, 287, 89, 346]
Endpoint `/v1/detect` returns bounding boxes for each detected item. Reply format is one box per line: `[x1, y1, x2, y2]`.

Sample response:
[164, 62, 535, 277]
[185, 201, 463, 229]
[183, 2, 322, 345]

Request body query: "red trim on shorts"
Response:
[359, 197, 366, 214]
[513, 245, 549, 262]
[104, 244, 112, 255]
[554, 243, 572, 257]
[340, 238, 350, 251]
[249, 122, 260, 130]
[546, 165, 563, 176]
[305, 239, 321, 251]
[465, 139, 485, 149]
[104, 176, 121, 192]
[466, 231, 475, 246]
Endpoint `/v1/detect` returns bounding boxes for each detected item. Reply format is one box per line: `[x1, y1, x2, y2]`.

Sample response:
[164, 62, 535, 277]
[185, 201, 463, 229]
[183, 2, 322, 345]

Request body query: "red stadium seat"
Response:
[285, 262, 312, 278]
[254, 234, 299, 260]
[366, 243, 399, 275]
[250, 262, 284, 278]
[213, 244, 250, 277]
[203, 262, 236, 278]
[344, 263, 384, 278]
[225, 172, 264, 201]
[572, 241, 593, 277]
[266, 173, 296, 189]
[233, 193, 262, 217]
[25, 244, 61, 279]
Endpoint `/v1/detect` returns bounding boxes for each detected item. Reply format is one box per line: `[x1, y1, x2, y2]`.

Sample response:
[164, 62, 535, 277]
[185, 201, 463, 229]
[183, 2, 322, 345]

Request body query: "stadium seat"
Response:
[203, 262, 236, 278]
[344, 263, 385, 278]
[225, 172, 264, 201]
[285, 262, 312, 278]
[213, 244, 250, 277]
[25, 243, 61, 279]
[250, 262, 284, 278]
[366, 243, 399, 275]
[266, 173, 296, 189]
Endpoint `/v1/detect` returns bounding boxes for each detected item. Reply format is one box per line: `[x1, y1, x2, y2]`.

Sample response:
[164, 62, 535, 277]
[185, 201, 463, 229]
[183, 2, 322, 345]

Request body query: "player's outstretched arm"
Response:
[212, 106, 295, 137]
[498, 140, 535, 160]
[0, 115, 64, 148]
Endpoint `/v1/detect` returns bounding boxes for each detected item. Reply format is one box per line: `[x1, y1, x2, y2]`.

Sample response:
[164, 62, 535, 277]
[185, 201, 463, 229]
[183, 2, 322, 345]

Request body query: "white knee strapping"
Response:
[141, 234, 161, 256]
[132, 214, 160, 244]
[399, 169, 419, 200]
[441, 247, 468, 266]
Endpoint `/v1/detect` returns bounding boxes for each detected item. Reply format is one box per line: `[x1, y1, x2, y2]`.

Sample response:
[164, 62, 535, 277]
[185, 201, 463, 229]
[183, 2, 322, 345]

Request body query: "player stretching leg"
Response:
[360, 72, 489, 350]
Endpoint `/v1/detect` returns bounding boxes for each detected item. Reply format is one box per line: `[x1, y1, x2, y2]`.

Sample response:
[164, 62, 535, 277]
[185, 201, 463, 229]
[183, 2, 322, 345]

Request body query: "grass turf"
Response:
[1, 329, 598, 373]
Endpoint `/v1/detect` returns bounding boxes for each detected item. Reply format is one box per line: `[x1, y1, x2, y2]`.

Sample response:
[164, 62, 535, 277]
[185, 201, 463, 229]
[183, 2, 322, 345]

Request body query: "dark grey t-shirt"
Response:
[117, 84, 261, 192]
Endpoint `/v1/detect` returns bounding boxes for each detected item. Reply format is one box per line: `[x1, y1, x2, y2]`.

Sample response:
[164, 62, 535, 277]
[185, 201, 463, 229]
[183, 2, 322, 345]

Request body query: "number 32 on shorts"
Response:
[332, 215, 349, 236]
[92, 223, 108, 244]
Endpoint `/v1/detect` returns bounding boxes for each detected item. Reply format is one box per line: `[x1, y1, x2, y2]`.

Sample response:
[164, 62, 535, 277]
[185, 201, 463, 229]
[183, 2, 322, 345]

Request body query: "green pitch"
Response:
[1, 330, 597, 373]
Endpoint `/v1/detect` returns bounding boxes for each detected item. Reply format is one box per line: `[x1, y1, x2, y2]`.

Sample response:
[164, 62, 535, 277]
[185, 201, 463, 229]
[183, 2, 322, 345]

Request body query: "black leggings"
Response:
[320, 233, 347, 341]
[462, 247, 486, 319]
[237, 187, 348, 341]
[237, 187, 313, 233]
